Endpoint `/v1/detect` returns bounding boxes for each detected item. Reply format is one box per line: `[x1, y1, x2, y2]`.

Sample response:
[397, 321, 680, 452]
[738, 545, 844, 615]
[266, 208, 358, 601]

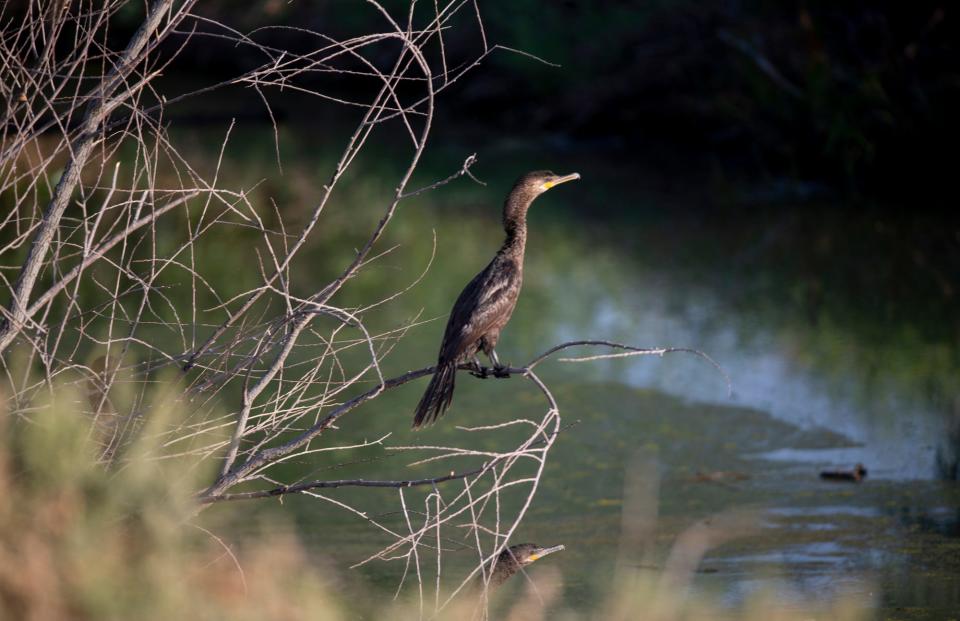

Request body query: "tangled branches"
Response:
[0, 1, 724, 614]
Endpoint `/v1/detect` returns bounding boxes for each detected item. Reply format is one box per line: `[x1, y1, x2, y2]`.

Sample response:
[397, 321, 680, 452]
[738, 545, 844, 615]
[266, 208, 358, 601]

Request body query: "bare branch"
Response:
[0, 0, 197, 353]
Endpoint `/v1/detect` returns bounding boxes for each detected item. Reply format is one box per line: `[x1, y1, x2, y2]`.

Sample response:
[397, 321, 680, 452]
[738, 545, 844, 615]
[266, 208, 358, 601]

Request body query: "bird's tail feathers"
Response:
[412, 361, 457, 428]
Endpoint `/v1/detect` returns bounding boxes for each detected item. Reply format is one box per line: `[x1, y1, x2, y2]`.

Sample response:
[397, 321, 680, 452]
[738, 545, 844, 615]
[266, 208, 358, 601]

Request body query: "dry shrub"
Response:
[0, 386, 345, 621]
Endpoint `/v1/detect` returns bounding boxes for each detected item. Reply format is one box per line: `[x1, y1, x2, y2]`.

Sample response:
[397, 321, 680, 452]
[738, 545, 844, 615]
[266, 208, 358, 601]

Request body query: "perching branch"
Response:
[198, 339, 726, 502]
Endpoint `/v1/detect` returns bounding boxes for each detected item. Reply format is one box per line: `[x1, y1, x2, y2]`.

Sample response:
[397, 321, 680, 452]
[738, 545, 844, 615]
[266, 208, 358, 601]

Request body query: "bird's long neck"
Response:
[501, 194, 531, 256]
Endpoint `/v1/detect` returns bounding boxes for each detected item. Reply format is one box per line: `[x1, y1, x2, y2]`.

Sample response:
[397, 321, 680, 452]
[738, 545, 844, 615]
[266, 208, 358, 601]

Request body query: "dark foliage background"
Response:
[8, 1, 956, 202]
[98, 0, 960, 206]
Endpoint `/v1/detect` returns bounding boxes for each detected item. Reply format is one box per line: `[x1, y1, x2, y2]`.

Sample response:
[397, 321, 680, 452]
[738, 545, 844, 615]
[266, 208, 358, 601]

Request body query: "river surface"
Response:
[188, 118, 959, 618]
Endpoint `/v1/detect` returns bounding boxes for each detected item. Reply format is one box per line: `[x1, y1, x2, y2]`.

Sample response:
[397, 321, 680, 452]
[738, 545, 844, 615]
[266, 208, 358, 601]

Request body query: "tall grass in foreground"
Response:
[0, 386, 870, 620]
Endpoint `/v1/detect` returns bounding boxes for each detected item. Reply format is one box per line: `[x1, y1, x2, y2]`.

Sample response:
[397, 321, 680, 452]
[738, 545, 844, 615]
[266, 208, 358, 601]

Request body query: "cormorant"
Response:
[486, 543, 565, 587]
[413, 170, 580, 428]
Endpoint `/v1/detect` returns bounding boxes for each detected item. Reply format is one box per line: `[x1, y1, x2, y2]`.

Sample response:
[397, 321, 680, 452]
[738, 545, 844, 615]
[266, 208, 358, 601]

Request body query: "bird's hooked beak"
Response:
[541, 172, 580, 191]
[526, 544, 565, 563]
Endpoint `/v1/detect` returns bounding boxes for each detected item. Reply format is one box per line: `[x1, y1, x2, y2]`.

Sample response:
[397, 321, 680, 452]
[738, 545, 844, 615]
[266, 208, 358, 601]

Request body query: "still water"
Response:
[189, 120, 959, 618]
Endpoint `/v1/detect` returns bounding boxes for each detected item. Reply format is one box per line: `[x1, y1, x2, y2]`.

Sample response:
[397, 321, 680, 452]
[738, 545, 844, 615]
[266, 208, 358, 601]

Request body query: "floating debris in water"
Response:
[819, 463, 867, 482]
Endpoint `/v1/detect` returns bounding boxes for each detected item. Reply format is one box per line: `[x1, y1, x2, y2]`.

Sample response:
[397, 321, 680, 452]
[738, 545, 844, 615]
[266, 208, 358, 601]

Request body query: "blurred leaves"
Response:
[0, 381, 352, 621]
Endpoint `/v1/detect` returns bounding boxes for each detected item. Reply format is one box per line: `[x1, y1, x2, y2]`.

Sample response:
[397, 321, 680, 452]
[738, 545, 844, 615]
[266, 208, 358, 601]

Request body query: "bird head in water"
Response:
[489, 543, 565, 585]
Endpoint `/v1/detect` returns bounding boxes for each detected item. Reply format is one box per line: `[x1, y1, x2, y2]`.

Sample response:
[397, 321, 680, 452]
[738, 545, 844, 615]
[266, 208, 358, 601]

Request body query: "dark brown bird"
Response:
[413, 171, 580, 428]
[485, 543, 565, 588]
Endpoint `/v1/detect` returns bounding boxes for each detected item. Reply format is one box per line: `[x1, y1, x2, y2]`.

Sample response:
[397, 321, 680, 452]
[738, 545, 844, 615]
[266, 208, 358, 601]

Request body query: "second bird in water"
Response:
[413, 170, 580, 428]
